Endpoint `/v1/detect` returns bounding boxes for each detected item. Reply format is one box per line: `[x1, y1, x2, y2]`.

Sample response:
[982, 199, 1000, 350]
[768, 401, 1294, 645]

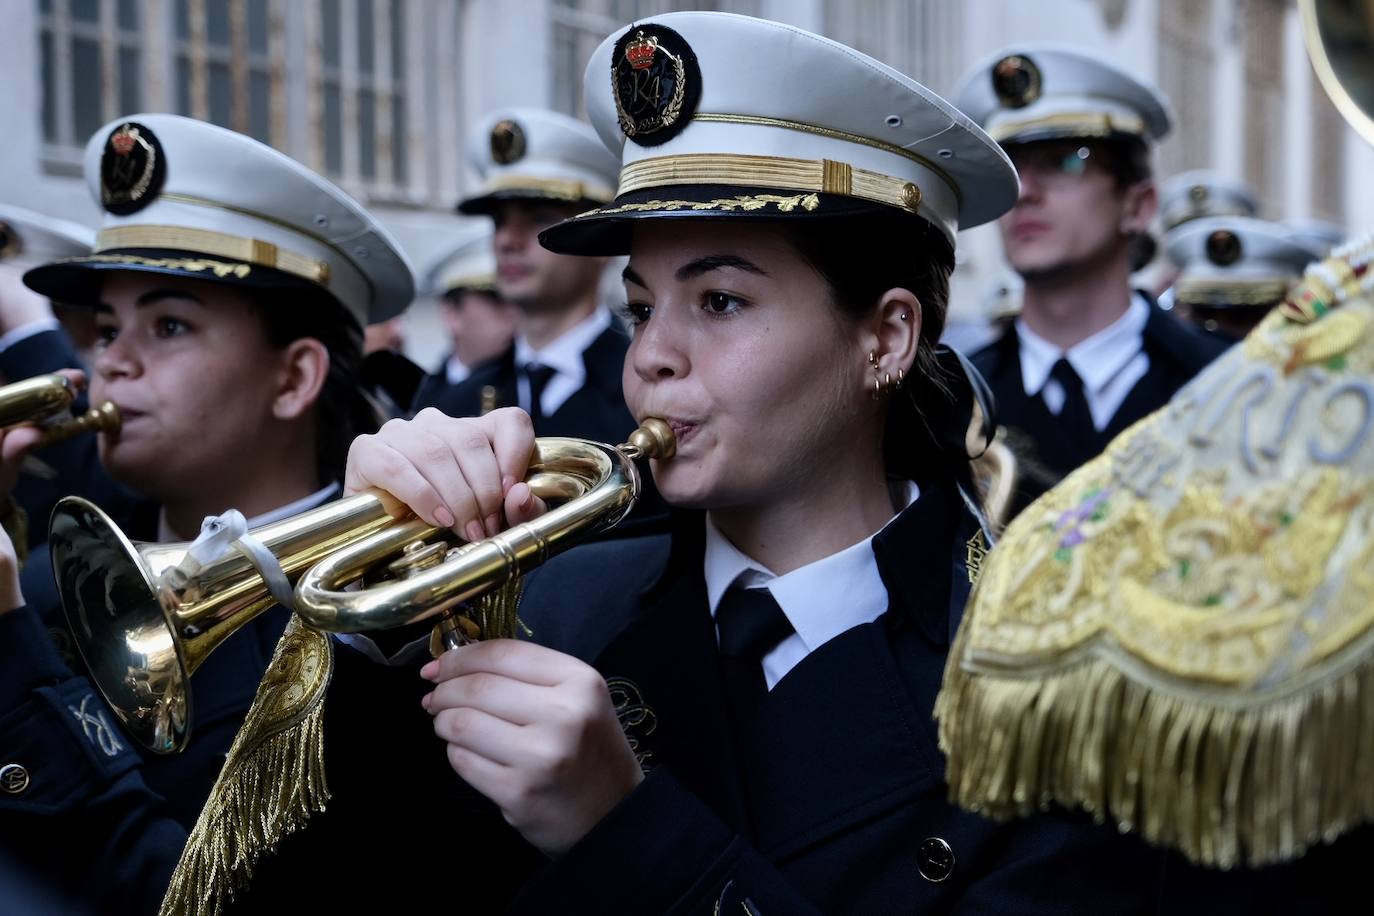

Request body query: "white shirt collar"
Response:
[1017, 293, 1149, 397]
[513, 306, 611, 380]
[512, 307, 613, 416]
[702, 481, 919, 687]
[156, 481, 342, 543]
[445, 355, 470, 386]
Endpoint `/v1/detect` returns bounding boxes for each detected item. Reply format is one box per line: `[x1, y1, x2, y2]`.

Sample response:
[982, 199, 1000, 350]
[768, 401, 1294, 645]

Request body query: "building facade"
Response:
[3, 0, 1371, 367]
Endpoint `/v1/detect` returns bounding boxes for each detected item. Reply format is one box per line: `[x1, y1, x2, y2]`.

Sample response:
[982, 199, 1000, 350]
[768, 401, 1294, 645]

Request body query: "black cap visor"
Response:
[456, 187, 611, 217]
[540, 185, 929, 257]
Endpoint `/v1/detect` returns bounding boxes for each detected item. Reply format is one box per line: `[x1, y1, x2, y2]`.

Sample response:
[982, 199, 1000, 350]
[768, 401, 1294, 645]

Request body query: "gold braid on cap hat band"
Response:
[617, 154, 925, 214]
[1174, 277, 1293, 307]
[989, 111, 1147, 142]
[483, 174, 615, 203]
[95, 225, 331, 285]
[442, 271, 497, 293]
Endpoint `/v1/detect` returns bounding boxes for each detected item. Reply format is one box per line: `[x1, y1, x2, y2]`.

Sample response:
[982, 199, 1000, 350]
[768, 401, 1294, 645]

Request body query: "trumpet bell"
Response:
[49, 498, 192, 754]
[1302, 0, 1374, 144]
[50, 492, 399, 754]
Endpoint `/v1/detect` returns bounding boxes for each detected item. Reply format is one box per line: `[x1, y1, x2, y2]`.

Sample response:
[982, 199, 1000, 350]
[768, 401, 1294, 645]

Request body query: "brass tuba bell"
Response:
[1301, 0, 1374, 145]
[50, 419, 674, 754]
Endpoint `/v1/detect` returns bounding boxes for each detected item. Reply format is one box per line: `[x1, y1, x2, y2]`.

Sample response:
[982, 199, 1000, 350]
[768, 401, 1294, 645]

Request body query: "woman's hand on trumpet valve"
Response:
[343, 406, 549, 539]
[0, 367, 86, 499]
[420, 639, 644, 858]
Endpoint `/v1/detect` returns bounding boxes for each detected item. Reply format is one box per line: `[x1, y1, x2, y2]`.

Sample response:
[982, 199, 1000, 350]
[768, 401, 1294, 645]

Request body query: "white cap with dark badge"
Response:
[22, 113, 415, 328]
[0, 204, 94, 269]
[1282, 217, 1346, 258]
[456, 108, 621, 216]
[1167, 216, 1323, 310]
[422, 227, 497, 299]
[953, 43, 1172, 147]
[540, 11, 1019, 256]
[1158, 170, 1260, 234]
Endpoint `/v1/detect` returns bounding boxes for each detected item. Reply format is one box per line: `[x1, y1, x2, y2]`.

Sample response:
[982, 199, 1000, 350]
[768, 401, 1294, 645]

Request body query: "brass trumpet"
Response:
[0, 373, 121, 446]
[50, 419, 674, 754]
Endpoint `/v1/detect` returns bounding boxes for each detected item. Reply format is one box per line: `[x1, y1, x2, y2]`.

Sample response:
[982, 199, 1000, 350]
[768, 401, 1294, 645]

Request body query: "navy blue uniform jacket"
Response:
[410, 323, 638, 446]
[971, 297, 1228, 518]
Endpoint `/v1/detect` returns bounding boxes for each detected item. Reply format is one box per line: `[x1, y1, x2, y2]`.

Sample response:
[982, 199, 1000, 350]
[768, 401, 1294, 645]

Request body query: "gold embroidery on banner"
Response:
[577, 193, 821, 219]
[936, 266, 1374, 869]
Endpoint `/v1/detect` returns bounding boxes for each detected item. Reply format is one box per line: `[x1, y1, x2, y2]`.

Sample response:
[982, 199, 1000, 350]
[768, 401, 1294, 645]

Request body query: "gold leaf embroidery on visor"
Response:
[576, 192, 821, 218]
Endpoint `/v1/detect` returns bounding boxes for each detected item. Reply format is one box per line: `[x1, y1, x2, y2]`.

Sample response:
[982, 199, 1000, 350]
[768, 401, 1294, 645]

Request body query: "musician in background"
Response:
[0, 113, 412, 916]
[412, 108, 639, 445]
[1165, 215, 1323, 341]
[954, 46, 1227, 518]
[410, 227, 518, 409]
[0, 205, 110, 547]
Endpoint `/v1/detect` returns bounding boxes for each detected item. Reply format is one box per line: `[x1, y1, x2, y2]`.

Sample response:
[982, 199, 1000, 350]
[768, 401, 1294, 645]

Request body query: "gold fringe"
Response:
[474, 576, 524, 641]
[159, 619, 334, 916]
[936, 636, 1374, 869]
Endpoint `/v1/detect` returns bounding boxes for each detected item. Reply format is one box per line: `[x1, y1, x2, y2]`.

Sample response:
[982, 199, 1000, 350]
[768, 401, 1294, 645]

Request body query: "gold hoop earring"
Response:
[896, 368, 905, 387]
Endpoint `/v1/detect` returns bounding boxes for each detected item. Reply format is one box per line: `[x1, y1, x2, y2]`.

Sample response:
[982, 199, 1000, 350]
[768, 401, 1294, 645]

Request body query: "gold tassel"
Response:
[473, 575, 524, 641]
[936, 629, 1374, 869]
[159, 617, 334, 916]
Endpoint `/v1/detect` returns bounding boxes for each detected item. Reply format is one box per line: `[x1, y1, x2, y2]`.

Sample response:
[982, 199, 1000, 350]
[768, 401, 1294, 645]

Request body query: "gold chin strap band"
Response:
[483, 173, 615, 203]
[95, 225, 331, 285]
[989, 110, 1146, 142]
[617, 153, 925, 214]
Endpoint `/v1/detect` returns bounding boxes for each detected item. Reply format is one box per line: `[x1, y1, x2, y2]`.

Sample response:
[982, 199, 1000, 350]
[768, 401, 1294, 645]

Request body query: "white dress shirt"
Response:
[512, 307, 613, 417]
[703, 481, 920, 690]
[1016, 293, 1151, 431]
[444, 355, 471, 386]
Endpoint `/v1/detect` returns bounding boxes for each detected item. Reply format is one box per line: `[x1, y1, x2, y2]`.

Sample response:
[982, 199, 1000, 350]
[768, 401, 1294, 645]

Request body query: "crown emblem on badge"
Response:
[625, 31, 658, 69]
[1206, 228, 1243, 266]
[111, 125, 139, 155]
[100, 120, 165, 215]
[611, 23, 700, 147]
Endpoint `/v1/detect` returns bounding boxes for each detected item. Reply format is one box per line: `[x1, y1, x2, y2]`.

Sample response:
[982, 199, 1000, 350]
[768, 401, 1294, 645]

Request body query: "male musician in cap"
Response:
[955, 45, 1227, 518]
[1166, 215, 1323, 341]
[415, 108, 638, 446]
[1151, 170, 1261, 314]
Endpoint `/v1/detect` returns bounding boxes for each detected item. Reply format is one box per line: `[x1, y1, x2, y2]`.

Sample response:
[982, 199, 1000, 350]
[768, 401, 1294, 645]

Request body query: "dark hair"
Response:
[253, 285, 377, 486]
[1095, 136, 1153, 188]
[783, 213, 966, 483]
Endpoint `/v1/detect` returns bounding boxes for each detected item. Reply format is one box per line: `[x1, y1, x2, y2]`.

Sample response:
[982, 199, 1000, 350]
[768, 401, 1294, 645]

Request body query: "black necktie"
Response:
[716, 587, 794, 752]
[1049, 357, 1095, 446]
[522, 363, 555, 429]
